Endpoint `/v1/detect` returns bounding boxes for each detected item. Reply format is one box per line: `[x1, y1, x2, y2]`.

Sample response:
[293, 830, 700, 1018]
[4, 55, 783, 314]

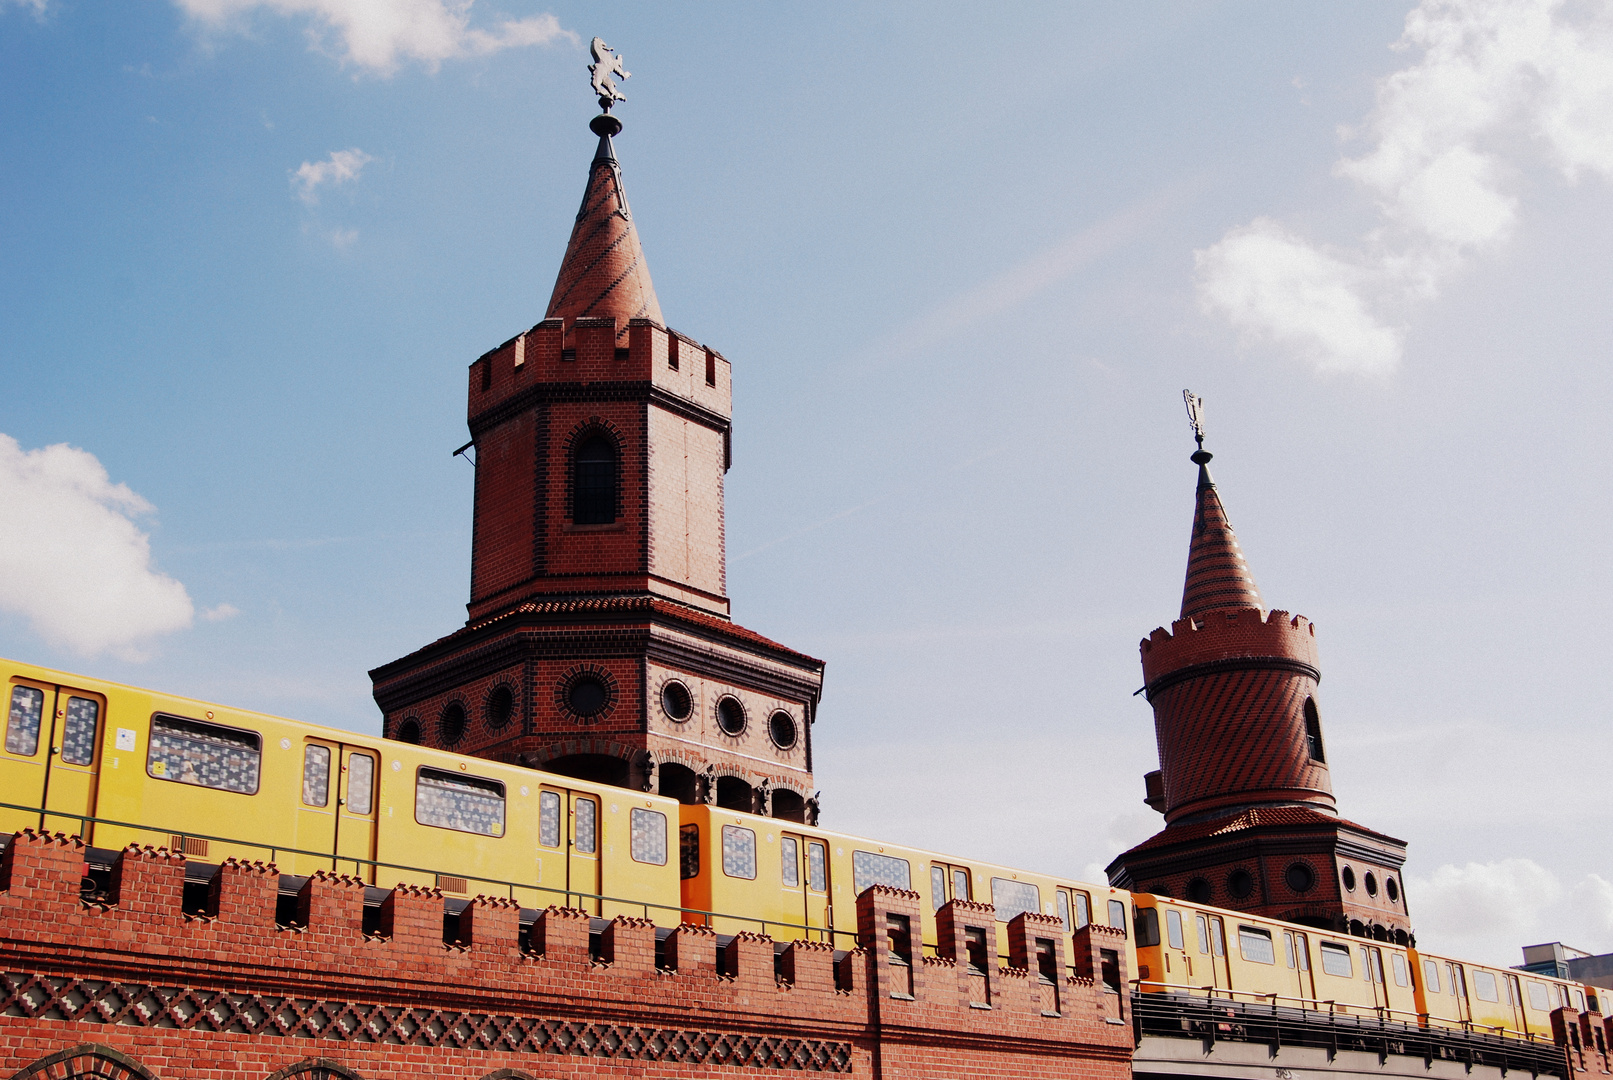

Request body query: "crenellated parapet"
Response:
[1140, 607, 1319, 694]
[0, 831, 1133, 1080]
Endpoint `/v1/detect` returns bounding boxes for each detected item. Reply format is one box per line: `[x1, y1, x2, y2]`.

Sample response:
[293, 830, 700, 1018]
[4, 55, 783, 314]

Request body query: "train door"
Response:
[293, 738, 340, 876]
[1505, 973, 1527, 1034]
[1361, 945, 1388, 1011]
[1196, 913, 1231, 990]
[335, 747, 379, 884]
[538, 785, 600, 912]
[782, 833, 831, 940]
[40, 686, 106, 839]
[1285, 931, 1316, 1001]
[2, 677, 54, 834]
[1447, 962, 1471, 1023]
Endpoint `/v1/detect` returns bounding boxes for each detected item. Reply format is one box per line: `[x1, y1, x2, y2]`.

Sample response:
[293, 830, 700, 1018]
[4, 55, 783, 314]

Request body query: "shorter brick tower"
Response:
[370, 108, 824, 821]
[1106, 425, 1412, 943]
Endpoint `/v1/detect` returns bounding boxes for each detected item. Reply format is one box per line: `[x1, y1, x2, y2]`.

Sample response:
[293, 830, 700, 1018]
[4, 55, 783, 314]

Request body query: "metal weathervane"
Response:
[589, 37, 630, 111]
[1183, 389, 1207, 449]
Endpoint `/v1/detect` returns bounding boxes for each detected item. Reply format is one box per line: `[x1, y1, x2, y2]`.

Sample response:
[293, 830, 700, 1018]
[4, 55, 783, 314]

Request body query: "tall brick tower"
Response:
[1106, 408, 1412, 943]
[369, 107, 825, 822]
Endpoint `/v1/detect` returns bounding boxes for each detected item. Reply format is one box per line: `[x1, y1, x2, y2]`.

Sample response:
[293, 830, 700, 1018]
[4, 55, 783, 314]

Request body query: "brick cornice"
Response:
[468, 380, 730, 440]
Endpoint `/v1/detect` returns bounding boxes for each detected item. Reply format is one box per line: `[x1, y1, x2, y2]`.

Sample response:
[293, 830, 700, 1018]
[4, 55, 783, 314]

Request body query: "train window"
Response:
[930, 865, 946, 910]
[5, 685, 44, 757]
[853, 850, 910, 893]
[1574, 988, 1586, 1012]
[1239, 926, 1276, 965]
[539, 791, 561, 848]
[722, 825, 757, 879]
[679, 824, 700, 879]
[60, 697, 99, 765]
[1421, 959, 1439, 992]
[1527, 982, 1549, 1010]
[1319, 942, 1353, 977]
[302, 745, 331, 807]
[1449, 963, 1467, 997]
[1106, 899, 1127, 934]
[415, 767, 504, 836]
[1294, 933, 1310, 971]
[1474, 970, 1499, 1001]
[1208, 918, 1224, 956]
[953, 867, 970, 901]
[1506, 975, 1521, 1006]
[1072, 891, 1090, 929]
[782, 836, 800, 886]
[806, 841, 827, 892]
[1283, 932, 1296, 968]
[1196, 914, 1210, 954]
[348, 753, 375, 815]
[575, 798, 596, 854]
[992, 878, 1041, 924]
[1167, 909, 1185, 950]
[1362, 947, 1384, 983]
[1392, 953, 1409, 987]
[1057, 891, 1071, 931]
[148, 714, 262, 794]
[630, 808, 666, 865]
[1135, 908, 1161, 947]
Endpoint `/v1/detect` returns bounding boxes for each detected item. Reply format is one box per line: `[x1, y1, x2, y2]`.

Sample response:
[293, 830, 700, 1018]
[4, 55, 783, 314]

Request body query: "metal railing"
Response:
[0, 799, 856, 947]
[1131, 984, 1568, 1076]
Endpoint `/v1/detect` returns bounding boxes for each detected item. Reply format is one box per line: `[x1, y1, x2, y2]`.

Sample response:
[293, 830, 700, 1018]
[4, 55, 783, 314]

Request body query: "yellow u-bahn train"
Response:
[1, 656, 1602, 1051]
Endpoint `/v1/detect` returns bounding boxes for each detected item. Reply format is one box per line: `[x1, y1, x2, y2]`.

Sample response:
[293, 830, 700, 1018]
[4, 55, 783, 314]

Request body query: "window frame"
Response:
[414, 765, 506, 837]
[1319, 941, 1354, 978]
[146, 713, 263, 795]
[572, 433, 620, 525]
[629, 806, 668, 866]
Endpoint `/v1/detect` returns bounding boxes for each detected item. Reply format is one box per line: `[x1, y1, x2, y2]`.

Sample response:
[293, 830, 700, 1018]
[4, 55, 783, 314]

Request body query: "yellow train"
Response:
[2, 654, 1604, 1050]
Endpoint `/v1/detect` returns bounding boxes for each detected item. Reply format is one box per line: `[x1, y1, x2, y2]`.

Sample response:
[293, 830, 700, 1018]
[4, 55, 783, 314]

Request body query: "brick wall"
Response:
[0, 831, 1134, 1080]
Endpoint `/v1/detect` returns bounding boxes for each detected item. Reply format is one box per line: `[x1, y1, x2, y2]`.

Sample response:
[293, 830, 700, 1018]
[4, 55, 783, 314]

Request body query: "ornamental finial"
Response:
[1183, 389, 1213, 468]
[589, 37, 630, 112]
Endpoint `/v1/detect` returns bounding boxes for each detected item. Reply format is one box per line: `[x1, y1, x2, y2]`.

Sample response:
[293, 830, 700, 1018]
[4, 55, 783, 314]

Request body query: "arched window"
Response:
[1303, 697, 1326, 762]
[573, 434, 617, 524]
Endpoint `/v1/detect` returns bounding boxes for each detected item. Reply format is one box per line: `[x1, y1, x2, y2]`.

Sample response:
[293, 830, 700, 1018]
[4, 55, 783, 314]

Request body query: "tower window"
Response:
[1304, 697, 1326, 762]
[573, 435, 618, 524]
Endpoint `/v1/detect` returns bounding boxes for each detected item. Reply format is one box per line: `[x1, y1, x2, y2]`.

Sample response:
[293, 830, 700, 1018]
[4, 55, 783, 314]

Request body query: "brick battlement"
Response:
[1, 831, 1133, 1080]
[1140, 607, 1319, 689]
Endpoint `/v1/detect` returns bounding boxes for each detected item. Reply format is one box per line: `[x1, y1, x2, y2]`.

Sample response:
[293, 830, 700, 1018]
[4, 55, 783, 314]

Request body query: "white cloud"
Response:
[291, 147, 372, 205]
[1408, 859, 1613, 966]
[201, 603, 241, 622]
[3, 0, 50, 16]
[1197, 0, 1613, 375]
[0, 435, 195, 660]
[175, 0, 574, 74]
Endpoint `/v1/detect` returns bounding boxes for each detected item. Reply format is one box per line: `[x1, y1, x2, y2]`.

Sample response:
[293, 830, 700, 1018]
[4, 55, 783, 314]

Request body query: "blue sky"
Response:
[3, 0, 1612, 965]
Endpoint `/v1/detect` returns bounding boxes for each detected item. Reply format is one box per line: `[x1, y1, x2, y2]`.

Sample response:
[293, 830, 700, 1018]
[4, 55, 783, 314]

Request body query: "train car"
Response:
[1130, 894, 1419, 1020]
[677, 803, 1135, 976]
[1, 657, 681, 920]
[1410, 948, 1590, 1039]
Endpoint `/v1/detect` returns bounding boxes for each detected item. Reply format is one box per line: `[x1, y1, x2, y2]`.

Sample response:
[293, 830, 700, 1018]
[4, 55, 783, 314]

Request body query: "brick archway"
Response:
[9, 1044, 156, 1080]
[262, 1059, 362, 1080]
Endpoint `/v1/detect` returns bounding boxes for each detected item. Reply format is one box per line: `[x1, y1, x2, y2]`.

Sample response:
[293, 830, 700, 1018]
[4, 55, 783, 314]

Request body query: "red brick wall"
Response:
[0, 831, 1133, 1080]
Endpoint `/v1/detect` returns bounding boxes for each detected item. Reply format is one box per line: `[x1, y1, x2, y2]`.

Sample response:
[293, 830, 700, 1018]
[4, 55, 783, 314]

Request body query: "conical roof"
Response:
[1180, 452, 1264, 618]
[545, 122, 663, 333]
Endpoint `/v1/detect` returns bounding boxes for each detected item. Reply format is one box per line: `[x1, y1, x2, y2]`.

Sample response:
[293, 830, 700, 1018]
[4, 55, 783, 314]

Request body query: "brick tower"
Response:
[1106, 415, 1412, 943]
[370, 108, 825, 821]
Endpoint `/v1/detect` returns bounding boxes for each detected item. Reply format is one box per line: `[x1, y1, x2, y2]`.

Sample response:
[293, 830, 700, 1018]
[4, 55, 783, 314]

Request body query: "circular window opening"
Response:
[1386, 877, 1400, 903]
[486, 685, 514, 730]
[661, 681, 692, 721]
[1364, 871, 1379, 897]
[768, 710, 798, 749]
[1341, 866, 1357, 892]
[395, 718, 421, 744]
[1285, 862, 1316, 893]
[716, 696, 747, 736]
[1186, 878, 1212, 904]
[1227, 869, 1254, 899]
[438, 702, 466, 746]
[567, 676, 609, 719]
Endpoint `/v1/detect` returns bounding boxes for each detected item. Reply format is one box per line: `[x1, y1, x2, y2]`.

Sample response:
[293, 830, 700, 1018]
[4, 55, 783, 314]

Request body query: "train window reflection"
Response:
[852, 850, 910, 893]
[1474, 970, 1500, 1002]
[539, 791, 561, 848]
[302, 745, 330, 806]
[1166, 909, 1185, 950]
[723, 825, 757, 879]
[1134, 908, 1161, 947]
[5, 685, 44, 757]
[630, 808, 666, 865]
[806, 841, 827, 892]
[61, 697, 98, 766]
[1196, 914, 1210, 954]
[148, 714, 262, 794]
[574, 798, 596, 854]
[782, 836, 800, 886]
[930, 865, 946, 910]
[347, 754, 374, 815]
[1392, 953, 1409, 987]
[1239, 926, 1275, 965]
[1424, 959, 1442, 993]
[992, 878, 1041, 924]
[415, 766, 504, 836]
[1108, 899, 1128, 934]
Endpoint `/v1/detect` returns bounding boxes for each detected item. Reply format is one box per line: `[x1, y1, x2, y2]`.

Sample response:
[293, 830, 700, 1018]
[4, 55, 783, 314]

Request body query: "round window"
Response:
[1227, 869, 1254, 899]
[567, 676, 609, 719]
[1341, 866, 1357, 892]
[768, 710, 797, 749]
[716, 696, 746, 736]
[1285, 862, 1316, 893]
[661, 681, 693, 721]
[1186, 878, 1212, 904]
[438, 702, 466, 746]
[1386, 877, 1400, 903]
[486, 685, 514, 730]
[395, 718, 421, 744]
[1364, 871, 1379, 897]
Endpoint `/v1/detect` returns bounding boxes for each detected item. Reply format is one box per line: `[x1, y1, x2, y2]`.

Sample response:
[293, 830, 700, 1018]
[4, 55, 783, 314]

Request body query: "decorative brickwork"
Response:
[1, 831, 1135, 1080]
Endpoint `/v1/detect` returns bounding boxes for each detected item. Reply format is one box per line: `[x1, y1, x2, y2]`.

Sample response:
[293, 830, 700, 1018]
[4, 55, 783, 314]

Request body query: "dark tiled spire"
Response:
[1179, 450, 1264, 619]
[545, 114, 663, 334]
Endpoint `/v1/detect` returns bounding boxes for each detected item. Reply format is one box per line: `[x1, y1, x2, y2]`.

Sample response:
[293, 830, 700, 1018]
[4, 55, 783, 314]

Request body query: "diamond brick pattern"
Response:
[1180, 463, 1263, 619]
[0, 971, 852, 1072]
[546, 134, 662, 333]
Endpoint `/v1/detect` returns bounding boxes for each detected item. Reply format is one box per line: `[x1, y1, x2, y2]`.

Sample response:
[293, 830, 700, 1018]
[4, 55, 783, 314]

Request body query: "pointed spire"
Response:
[545, 112, 664, 334]
[1178, 393, 1263, 619]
